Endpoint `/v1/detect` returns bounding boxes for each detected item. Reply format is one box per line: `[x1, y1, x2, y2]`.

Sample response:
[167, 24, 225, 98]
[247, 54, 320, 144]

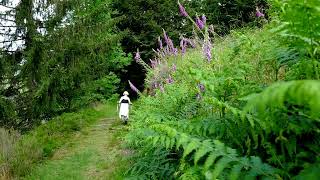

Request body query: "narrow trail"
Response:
[25, 116, 129, 180]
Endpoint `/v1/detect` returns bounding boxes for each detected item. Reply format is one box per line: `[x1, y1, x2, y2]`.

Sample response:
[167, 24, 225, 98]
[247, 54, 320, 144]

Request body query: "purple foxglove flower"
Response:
[128, 80, 141, 94]
[173, 48, 178, 56]
[134, 51, 141, 62]
[178, 1, 188, 17]
[166, 75, 174, 84]
[168, 38, 174, 51]
[201, 14, 207, 25]
[150, 59, 156, 68]
[256, 8, 265, 17]
[202, 40, 212, 62]
[163, 29, 169, 44]
[185, 38, 196, 48]
[180, 38, 187, 54]
[172, 64, 177, 72]
[196, 16, 205, 30]
[198, 83, 205, 92]
[158, 37, 163, 49]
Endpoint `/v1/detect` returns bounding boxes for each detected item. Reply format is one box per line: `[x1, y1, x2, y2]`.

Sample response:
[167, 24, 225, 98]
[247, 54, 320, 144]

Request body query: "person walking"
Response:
[118, 91, 132, 124]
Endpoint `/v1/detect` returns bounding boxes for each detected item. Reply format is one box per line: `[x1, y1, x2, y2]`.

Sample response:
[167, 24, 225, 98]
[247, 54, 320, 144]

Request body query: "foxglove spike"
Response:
[134, 51, 141, 62]
[201, 14, 207, 25]
[256, 7, 265, 17]
[172, 64, 177, 72]
[202, 39, 212, 62]
[196, 16, 205, 29]
[128, 80, 141, 94]
[166, 75, 174, 84]
[178, 1, 188, 17]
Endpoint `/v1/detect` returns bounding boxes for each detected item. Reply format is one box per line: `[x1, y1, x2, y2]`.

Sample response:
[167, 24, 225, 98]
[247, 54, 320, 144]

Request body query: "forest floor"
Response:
[24, 105, 130, 180]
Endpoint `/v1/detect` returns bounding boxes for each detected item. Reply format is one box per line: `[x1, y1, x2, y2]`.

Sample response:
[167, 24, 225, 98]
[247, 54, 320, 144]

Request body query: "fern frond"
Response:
[244, 80, 320, 120]
[148, 124, 278, 179]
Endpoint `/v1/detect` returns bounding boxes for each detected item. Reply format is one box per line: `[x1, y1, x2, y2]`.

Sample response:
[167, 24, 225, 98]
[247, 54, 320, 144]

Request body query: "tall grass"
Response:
[0, 103, 115, 178]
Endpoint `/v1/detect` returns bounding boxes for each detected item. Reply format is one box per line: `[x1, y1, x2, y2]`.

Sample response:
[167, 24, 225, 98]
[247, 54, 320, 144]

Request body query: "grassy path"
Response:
[25, 105, 129, 180]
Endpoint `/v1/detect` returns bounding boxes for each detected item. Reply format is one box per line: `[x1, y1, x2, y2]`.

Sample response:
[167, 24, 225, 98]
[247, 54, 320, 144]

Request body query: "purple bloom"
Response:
[185, 38, 196, 48]
[201, 14, 207, 25]
[128, 80, 141, 94]
[163, 29, 169, 44]
[198, 83, 205, 92]
[256, 8, 265, 17]
[166, 75, 174, 84]
[150, 59, 157, 68]
[168, 38, 174, 51]
[178, 1, 188, 17]
[196, 16, 205, 30]
[202, 40, 212, 62]
[172, 64, 177, 72]
[180, 38, 187, 54]
[134, 51, 141, 62]
[173, 48, 178, 56]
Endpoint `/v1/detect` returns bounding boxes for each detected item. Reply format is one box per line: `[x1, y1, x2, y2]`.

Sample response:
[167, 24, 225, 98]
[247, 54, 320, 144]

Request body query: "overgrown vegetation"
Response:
[1, 0, 319, 179]
[0, 103, 114, 178]
[125, 0, 320, 179]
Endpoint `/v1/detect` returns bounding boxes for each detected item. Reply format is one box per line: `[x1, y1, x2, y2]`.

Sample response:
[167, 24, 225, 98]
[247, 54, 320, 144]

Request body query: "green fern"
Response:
[148, 124, 278, 179]
[244, 80, 320, 120]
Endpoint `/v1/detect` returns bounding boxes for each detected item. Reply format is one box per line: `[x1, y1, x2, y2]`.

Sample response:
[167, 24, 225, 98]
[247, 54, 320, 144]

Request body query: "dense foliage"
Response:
[0, 0, 131, 129]
[111, 0, 267, 94]
[125, 0, 320, 179]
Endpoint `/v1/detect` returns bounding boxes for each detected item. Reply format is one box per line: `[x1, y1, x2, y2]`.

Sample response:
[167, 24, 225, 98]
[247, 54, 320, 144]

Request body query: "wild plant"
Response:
[126, 1, 320, 179]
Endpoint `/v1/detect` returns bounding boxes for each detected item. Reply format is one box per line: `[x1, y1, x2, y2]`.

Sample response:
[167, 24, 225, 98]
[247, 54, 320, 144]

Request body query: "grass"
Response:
[1, 102, 131, 179]
[22, 103, 131, 180]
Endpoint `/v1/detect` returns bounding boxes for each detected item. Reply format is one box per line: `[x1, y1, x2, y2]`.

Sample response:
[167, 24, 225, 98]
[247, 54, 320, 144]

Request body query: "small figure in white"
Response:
[118, 91, 132, 124]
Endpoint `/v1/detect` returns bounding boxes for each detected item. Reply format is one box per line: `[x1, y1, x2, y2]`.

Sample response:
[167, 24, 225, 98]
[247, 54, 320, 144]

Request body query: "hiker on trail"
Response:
[118, 91, 132, 124]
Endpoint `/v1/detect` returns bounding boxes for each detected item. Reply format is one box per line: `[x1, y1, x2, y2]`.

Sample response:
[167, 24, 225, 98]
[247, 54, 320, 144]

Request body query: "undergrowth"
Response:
[124, 1, 320, 179]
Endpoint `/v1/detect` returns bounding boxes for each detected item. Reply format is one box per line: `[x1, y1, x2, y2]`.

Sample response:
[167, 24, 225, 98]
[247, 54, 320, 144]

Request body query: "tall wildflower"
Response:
[185, 38, 196, 48]
[178, 1, 188, 17]
[172, 64, 177, 72]
[256, 7, 265, 17]
[163, 29, 169, 44]
[128, 80, 141, 94]
[180, 38, 187, 54]
[166, 75, 174, 84]
[202, 39, 212, 62]
[134, 51, 141, 62]
[150, 59, 157, 69]
[201, 14, 207, 25]
[195, 16, 205, 30]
